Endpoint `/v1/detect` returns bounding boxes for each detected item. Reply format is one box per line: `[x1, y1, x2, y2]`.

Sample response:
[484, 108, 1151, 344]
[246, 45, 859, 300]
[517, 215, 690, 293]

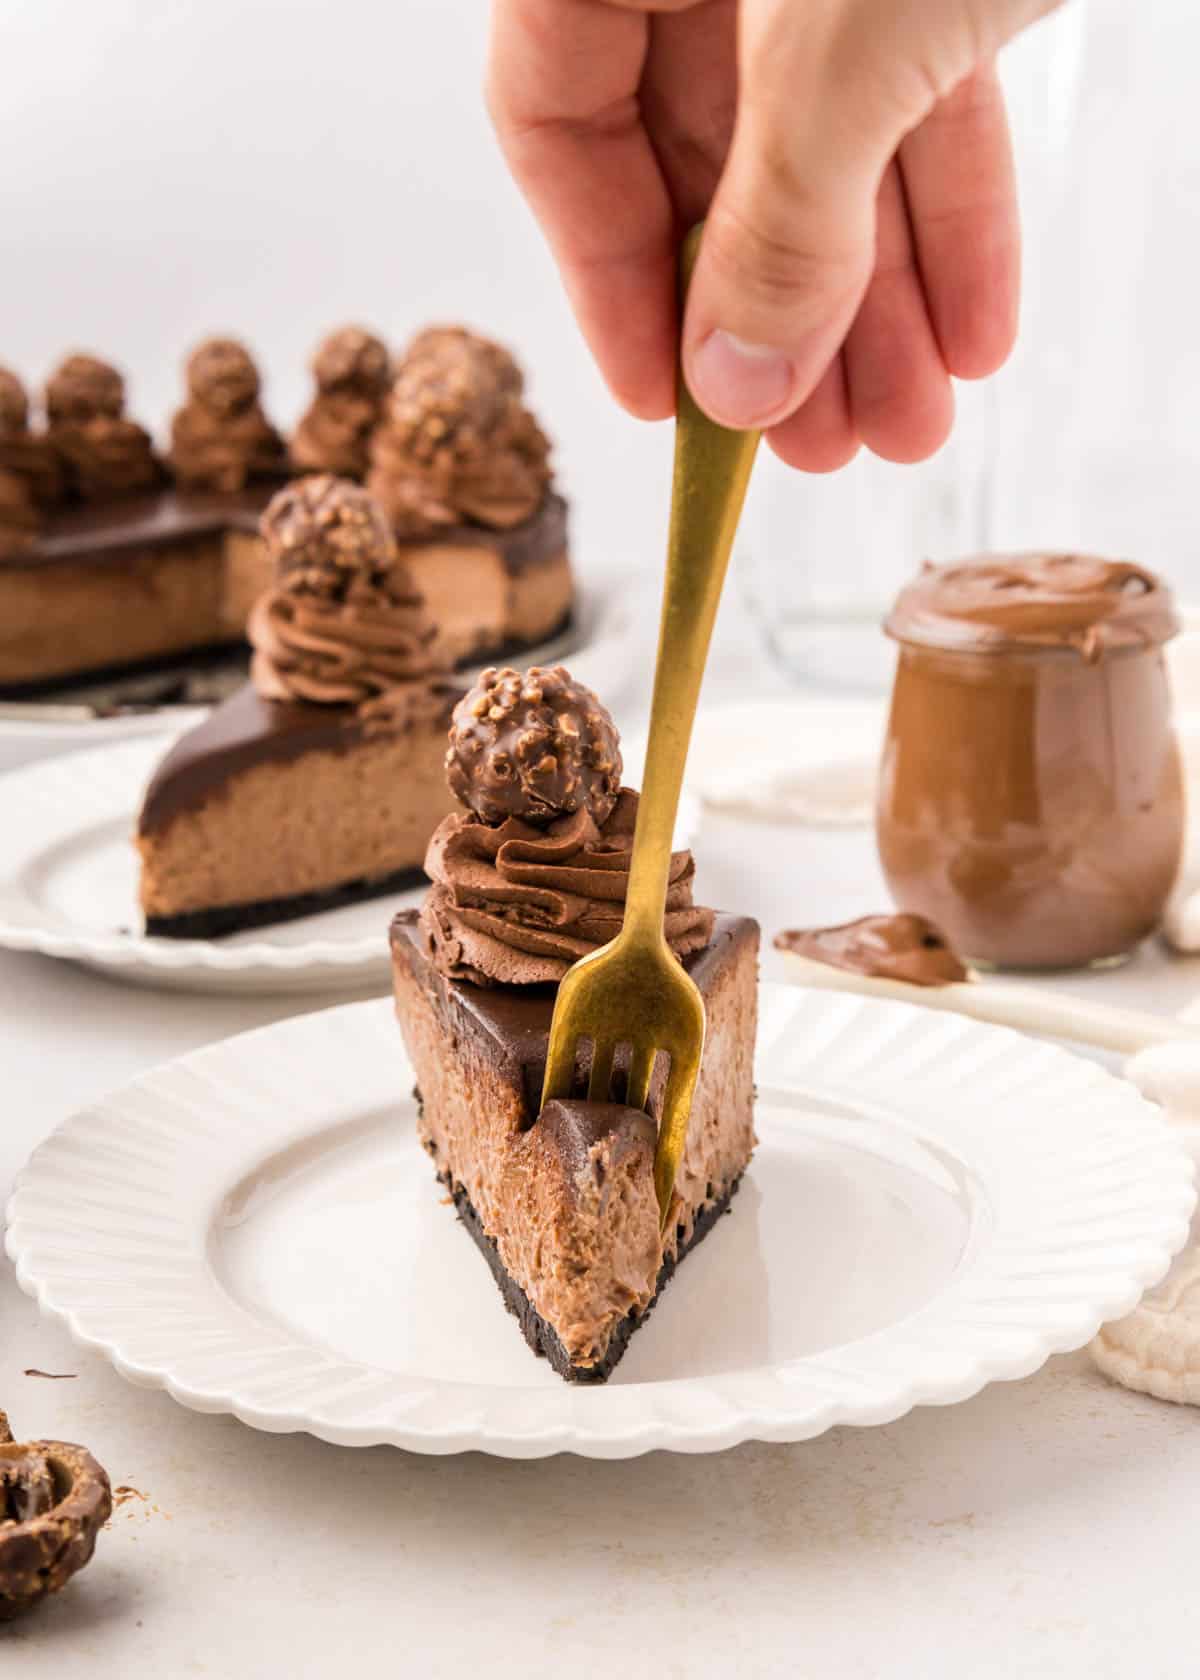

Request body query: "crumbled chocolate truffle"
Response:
[169, 337, 285, 492]
[447, 664, 622, 828]
[367, 325, 552, 535]
[0, 1434, 112, 1621]
[0, 367, 29, 435]
[45, 353, 124, 423]
[260, 473, 399, 601]
[44, 353, 161, 501]
[290, 326, 391, 479]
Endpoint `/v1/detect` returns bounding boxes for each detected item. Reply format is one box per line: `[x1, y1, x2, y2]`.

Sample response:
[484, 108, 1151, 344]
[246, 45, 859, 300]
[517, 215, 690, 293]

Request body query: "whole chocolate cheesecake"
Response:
[391, 665, 759, 1382]
[137, 475, 462, 937]
[0, 346, 286, 696]
[0, 325, 573, 696]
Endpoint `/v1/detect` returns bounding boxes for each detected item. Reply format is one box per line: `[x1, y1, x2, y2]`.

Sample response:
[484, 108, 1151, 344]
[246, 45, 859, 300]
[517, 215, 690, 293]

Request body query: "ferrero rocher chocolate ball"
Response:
[260, 473, 398, 599]
[447, 665, 622, 828]
[185, 338, 261, 416]
[312, 326, 390, 396]
[0, 367, 28, 434]
[45, 354, 125, 422]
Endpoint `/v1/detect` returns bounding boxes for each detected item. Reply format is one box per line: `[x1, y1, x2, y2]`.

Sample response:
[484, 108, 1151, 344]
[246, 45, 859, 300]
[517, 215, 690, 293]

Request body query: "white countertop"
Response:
[4, 616, 1200, 1678]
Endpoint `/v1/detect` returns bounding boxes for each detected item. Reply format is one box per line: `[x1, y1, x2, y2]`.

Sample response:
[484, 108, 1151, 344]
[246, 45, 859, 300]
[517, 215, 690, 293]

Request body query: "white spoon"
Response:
[778, 949, 1200, 1055]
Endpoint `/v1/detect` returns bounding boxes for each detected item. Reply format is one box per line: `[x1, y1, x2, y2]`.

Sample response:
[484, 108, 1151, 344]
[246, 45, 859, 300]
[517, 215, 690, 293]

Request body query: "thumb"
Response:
[683, 0, 1045, 431]
[683, 9, 909, 430]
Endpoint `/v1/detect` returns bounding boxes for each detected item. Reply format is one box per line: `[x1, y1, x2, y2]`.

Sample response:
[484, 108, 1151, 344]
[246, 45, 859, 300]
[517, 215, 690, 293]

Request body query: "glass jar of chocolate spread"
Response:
[876, 555, 1183, 971]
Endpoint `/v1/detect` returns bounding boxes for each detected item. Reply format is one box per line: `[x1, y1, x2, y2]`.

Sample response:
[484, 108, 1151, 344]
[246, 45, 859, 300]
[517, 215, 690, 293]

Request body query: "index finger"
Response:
[486, 0, 679, 418]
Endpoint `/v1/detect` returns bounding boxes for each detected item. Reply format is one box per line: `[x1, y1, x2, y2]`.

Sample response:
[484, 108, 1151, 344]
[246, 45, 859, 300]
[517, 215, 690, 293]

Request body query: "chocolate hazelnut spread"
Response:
[878, 554, 1184, 971]
[775, 913, 967, 986]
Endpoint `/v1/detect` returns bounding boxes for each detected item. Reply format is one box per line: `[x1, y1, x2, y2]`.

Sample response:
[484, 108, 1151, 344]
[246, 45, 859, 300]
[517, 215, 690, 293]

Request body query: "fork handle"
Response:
[624, 227, 763, 944]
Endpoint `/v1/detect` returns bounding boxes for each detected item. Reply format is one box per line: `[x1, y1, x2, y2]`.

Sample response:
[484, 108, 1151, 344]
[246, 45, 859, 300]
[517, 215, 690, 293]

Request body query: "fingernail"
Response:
[687, 330, 796, 428]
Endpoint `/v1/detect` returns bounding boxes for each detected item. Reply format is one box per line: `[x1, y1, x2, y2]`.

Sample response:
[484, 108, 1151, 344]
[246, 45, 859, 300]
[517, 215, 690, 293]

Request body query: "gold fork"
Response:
[540, 225, 762, 1229]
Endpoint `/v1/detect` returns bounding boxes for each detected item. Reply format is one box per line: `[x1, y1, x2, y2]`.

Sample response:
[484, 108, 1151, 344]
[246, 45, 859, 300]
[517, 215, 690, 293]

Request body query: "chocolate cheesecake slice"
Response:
[391, 665, 758, 1381]
[137, 475, 461, 937]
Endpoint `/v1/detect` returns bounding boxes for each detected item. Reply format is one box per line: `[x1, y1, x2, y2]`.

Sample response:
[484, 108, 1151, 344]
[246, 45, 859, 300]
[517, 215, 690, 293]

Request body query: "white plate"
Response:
[0, 730, 699, 996]
[625, 697, 886, 828]
[6, 985, 1192, 1457]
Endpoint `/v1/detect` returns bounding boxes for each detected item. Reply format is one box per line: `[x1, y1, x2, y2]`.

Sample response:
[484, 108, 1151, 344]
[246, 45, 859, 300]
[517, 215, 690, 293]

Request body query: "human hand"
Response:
[487, 0, 1061, 469]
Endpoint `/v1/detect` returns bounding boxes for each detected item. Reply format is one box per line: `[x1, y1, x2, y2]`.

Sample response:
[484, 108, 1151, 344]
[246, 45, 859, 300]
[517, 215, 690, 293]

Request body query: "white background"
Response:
[4, 0, 677, 588]
[7, 0, 1199, 631]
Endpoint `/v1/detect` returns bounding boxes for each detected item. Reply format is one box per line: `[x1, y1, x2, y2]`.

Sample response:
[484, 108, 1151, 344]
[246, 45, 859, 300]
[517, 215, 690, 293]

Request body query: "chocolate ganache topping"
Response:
[290, 325, 391, 480]
[0, 366, 62, 511]
[775, 913, 968, 987]
[169, 338, 286, 492]
[45, 353, 162, 502]
[421, 665, 713, 985]
[886, 554, 1180, 663]
[367, 326, 552, 537]
[249, 474, 446, 709]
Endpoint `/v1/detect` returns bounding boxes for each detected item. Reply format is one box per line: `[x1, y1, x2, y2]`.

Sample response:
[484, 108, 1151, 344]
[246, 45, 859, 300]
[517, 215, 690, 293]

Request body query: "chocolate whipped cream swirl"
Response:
[367, 326, 552, 537]
[290, 326, 391, 480]
[45, 354, 161, 502]
[250, 579, 442, 706]
[421, 789, 714, 986]
[169, 339, 285, 492]
[250, 474, 446, 707]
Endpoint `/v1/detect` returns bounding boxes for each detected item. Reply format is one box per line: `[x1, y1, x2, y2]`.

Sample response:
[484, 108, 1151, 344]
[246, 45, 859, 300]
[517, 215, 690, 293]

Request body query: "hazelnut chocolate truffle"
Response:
[0, 1425, 112, 1620]
[45, 353, 124, 423]
[169, 337, 286, 493]
[290, 326, 392, 480]
[44, 352, 161, 502]
[259, 471, 398, 599]
[367, 325, 552, 536]
[447, 663, 622, 828]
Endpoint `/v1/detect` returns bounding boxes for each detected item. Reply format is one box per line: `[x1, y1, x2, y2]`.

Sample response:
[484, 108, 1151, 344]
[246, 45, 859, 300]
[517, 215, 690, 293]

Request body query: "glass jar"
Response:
[875, 557, 1183, 971]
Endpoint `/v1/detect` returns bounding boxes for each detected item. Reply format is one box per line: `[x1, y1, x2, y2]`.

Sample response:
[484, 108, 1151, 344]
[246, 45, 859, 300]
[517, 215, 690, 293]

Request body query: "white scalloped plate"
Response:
[6, 986, 1193, 1457]
[0, 730, 698, 997]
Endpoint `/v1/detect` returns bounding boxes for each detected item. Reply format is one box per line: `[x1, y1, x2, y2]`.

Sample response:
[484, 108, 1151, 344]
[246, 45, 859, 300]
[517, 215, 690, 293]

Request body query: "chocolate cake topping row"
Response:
[1, 323, 556, 530]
